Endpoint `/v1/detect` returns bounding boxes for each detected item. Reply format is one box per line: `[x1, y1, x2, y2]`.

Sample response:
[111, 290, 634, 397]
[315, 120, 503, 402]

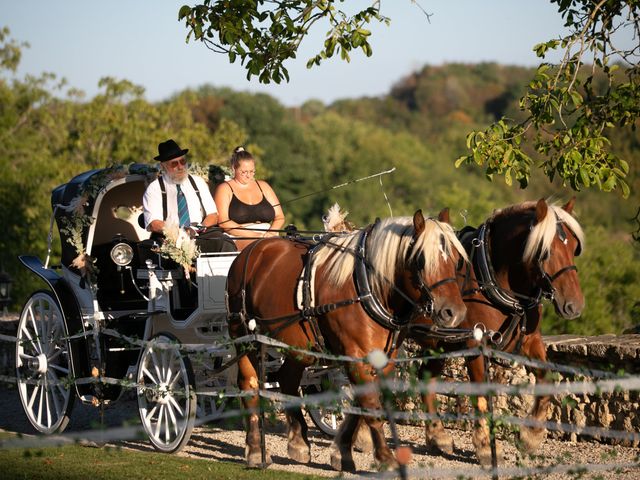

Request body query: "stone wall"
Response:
[429, 335, 640, 447]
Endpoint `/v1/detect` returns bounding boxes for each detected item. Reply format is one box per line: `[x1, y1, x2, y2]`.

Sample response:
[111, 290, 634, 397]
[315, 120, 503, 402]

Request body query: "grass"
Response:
[0, 438, 324, 480]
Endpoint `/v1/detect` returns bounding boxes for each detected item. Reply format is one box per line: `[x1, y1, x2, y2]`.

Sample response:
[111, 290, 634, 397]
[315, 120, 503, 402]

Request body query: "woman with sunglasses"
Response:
[143, 139, 219, 237]
[214, 146, 285, 250]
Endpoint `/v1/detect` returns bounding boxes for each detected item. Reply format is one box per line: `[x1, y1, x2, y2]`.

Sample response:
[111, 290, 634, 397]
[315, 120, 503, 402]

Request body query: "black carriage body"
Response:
[26, 165, 158, 401]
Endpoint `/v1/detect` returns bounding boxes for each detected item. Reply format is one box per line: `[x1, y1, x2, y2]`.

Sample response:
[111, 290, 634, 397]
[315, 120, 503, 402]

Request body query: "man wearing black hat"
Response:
[143, 139, 219, 236]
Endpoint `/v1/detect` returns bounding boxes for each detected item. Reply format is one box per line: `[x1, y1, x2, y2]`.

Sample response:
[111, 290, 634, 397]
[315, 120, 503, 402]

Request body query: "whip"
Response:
[276, 167, 396, 207]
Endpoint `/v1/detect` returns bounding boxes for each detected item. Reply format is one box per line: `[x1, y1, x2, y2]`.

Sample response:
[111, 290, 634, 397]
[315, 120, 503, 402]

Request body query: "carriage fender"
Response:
[18, 255, 93, 389]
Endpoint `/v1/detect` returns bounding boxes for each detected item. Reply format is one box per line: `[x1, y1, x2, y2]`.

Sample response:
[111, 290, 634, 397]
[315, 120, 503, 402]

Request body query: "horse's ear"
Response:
[562, 196, 576, 214]
[534, 198, 548, 224]
[413, 209, 426, 235]
[437, 207, 450, 224]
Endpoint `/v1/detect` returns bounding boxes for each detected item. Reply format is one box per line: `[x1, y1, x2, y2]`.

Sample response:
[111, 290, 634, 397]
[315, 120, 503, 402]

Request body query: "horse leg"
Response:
[419, 359, 454, 454]
[466, 354, 503, 466]
[277, 357, 311, 463]
[329, 412, 360, 472]
[519, 334, 549, 453]
[353, 416, 374, 452]
[336, 362, 398, 471]
[237, 353, 272, 468]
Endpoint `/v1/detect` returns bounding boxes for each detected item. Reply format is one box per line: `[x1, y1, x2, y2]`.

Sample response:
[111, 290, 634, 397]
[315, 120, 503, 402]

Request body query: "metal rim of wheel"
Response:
[15, 290, 74, 434]
[137, 333, 196, 453]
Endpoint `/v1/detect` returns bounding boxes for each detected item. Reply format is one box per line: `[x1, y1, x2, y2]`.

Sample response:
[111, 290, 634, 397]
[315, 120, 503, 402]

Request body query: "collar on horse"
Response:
[353, 223, 455, 331]
[473, 222, 543, 314]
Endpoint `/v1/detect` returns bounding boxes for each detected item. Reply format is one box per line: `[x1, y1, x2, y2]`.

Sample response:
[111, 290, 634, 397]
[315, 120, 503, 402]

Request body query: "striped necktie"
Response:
[176, 184, 190, 227]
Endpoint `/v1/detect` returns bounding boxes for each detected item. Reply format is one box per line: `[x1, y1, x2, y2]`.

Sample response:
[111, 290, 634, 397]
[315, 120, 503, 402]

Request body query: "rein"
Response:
[454, 217, 579, 351]
[228, 221, 459, 355]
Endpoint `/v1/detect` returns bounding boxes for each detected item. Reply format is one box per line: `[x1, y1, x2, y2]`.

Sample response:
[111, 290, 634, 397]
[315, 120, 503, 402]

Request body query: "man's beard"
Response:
[165, 168, 188, 183]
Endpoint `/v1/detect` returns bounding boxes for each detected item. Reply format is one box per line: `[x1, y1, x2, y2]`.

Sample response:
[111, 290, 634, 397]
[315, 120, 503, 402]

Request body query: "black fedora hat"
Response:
[154, 139, 189, 162]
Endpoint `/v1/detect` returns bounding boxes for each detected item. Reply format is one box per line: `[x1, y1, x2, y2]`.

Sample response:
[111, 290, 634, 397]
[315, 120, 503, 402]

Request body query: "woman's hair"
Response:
[230, 146, 254, 169]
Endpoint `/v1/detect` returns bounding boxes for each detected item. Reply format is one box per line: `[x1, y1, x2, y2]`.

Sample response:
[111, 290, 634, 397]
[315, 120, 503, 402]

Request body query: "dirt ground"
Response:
[1, 384, 639, 479]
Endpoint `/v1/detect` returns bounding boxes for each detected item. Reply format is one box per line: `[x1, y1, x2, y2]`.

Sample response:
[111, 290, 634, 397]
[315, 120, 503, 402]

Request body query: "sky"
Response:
[1, 1, 603, 107]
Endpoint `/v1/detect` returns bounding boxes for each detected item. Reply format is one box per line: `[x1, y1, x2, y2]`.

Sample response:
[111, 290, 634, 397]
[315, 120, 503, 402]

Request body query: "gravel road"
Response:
[2, 383, 639, 479]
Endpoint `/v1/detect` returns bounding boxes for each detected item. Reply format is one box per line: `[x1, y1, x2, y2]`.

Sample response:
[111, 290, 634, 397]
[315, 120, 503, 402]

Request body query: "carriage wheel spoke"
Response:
[36, 382, 44, 425]
[151, 350, 163, 384]
[163, 404, 171, 442]
[167, 367, 182, 389]
[166, 401, 179, 436]
[44, 378, 53, 428]
[46, 368, 66, 411]
[144, 404, 158, 424]
[168, 395, 184, 417]
[141, 366, 158, 385]
[35, 301, 47, 351]
[48, 348, 63, 364]
[22, 316, 41, 355]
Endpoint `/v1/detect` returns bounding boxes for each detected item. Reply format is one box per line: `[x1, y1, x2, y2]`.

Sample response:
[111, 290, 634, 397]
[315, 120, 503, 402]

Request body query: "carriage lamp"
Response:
[110, 242, 134, 267]
[0, 269, 12, 316]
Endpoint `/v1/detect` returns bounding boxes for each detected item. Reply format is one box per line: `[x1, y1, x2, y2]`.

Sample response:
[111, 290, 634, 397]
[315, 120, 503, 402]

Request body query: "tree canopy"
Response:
[1, 25, 639, 335]
[180, 0, 640, 198]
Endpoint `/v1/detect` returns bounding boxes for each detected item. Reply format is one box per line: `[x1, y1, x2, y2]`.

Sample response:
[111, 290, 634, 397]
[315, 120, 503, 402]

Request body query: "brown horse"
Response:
[416, 198, 584, 465]
[226, 210, 468, 471]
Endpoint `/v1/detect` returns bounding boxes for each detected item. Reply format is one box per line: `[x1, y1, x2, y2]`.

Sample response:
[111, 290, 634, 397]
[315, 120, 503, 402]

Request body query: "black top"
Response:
[227, 181, 276, 224]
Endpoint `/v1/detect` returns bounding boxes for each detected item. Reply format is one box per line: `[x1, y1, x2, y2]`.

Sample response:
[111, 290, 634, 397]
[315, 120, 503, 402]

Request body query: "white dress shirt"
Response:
[143, 174, 217, 229]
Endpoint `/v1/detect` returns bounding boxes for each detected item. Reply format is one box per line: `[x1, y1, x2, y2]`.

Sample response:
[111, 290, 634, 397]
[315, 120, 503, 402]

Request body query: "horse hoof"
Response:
[354, 425, 373, 453]
[519, 427, 546, 453]
[246, 448, 272, 469]
[474, 444, 503, 467]
[377, 458, 400, 472]
[329, 445, 355, 472]
[288, 443, 311, 464]
[427, 432, 454, 455]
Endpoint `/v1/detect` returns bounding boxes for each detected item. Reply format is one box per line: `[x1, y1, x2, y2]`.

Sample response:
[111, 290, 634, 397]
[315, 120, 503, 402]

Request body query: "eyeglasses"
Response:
[238, 170, 255, 176]
[166, 157, 187, 169]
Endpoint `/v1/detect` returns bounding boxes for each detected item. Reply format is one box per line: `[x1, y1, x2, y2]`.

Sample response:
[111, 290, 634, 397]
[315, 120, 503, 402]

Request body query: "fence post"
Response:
[368, 350, 409, 480]
[481, 340, 499, 480]
[259, 341, 267, 467]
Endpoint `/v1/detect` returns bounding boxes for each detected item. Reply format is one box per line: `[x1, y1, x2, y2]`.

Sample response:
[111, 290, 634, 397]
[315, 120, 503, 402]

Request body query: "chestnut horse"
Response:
[415, 198, 584, 465]
[226, 210, 468, 471]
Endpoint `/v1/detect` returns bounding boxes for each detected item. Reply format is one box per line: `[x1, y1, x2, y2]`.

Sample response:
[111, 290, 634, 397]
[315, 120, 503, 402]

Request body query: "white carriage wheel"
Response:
[196, 377, 228, 422]
[16, 290, 75, 434]
[305, 372, 353, 437]
[137, 333, 196, 453]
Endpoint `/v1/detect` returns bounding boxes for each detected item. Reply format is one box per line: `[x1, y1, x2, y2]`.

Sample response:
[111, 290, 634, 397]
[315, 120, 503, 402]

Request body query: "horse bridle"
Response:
[353, 225, 459, 330]
[407, 236, 458, 319]
[536, 220, 580, 301]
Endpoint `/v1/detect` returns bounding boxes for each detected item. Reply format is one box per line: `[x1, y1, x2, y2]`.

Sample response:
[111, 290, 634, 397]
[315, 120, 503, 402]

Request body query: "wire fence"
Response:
[1, 322, 640, 479]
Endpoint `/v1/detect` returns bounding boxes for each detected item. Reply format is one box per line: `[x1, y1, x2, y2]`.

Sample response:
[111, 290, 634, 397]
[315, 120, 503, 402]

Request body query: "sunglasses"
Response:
[166, 157, 187, 169]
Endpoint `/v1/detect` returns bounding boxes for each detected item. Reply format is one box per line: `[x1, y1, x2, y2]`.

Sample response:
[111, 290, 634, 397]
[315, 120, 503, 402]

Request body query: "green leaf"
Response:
[620, 180, 630, 198]
[178, 5, 191, 20]
[619, 159, 629, 174]
[454, 156, 468, 168]
[579, 167, 590, 186]
[505, 168, 513, 186]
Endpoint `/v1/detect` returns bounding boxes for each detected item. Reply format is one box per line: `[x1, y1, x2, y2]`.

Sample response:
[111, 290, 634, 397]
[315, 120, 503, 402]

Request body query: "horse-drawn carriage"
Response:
[15, 162, 587, 471]
[15, 164, 343, 453]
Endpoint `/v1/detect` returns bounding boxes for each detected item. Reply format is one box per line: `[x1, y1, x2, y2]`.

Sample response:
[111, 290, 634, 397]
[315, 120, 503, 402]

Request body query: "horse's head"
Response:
[402, 208, 468, 328]
[524, 198, 585, 319]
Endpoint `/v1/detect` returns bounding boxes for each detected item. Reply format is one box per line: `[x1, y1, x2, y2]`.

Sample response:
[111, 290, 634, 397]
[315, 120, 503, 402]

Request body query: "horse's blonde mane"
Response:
[314, 216, 467, 295]
[491, 201, 585, 264]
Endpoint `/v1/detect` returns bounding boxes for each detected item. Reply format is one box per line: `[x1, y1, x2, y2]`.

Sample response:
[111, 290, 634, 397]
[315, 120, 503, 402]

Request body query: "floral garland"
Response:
[59, 164, 157, 285]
